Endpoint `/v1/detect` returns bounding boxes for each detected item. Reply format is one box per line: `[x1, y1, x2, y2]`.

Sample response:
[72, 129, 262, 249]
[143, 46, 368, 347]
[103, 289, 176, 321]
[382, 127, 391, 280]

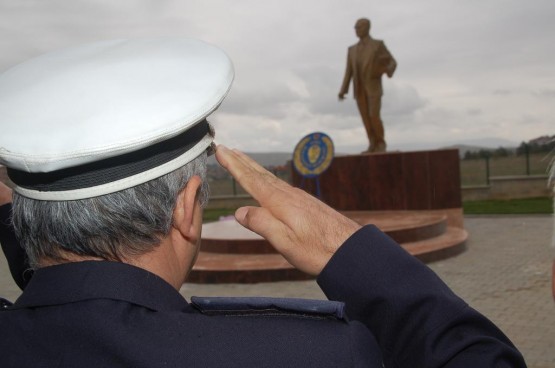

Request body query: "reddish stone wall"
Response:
[291, 149, 462, 211]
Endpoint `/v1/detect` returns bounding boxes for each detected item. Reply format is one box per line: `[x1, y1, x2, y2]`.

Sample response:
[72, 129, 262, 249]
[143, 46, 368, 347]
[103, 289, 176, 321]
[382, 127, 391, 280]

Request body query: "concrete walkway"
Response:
[1, 215, 554, 367]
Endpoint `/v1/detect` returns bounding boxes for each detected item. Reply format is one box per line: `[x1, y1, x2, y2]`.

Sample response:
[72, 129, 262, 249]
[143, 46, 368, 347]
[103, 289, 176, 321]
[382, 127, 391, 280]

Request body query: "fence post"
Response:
[232, 177, 237, 196]
[485, 154, 490, 185]
[525, 143, 530, 176]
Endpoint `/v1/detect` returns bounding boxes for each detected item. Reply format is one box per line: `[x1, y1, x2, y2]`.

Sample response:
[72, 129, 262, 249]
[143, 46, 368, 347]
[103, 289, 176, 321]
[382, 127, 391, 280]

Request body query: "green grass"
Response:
[204, 199, 554, 221]
[463, 197, 553, 215]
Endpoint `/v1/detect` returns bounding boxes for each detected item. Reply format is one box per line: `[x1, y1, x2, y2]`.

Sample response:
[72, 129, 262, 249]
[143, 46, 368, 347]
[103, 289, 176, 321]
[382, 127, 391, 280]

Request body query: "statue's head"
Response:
[355, 18, 371, 38]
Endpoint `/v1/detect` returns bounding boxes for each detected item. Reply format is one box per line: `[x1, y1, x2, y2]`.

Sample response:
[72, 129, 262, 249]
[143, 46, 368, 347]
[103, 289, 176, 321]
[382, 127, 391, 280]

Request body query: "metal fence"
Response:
[210, 151, 553, 195]
[460, 152, 552, 186]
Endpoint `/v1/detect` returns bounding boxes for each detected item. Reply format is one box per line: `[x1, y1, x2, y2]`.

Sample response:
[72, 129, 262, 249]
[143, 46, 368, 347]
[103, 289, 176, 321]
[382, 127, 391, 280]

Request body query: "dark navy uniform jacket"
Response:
[0, 203, 526, 367]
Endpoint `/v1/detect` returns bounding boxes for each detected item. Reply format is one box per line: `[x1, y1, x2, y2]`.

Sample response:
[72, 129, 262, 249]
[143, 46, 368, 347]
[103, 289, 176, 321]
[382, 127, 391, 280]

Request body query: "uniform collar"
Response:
[13, 261, 193, 313]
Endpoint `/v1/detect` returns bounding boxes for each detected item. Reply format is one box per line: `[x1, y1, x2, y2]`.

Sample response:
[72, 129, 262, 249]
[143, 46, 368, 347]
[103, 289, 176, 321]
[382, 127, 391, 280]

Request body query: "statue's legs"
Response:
[355, 93, 374, 152]
[355, 92, 386, 153]
[368, 95, 386, 152]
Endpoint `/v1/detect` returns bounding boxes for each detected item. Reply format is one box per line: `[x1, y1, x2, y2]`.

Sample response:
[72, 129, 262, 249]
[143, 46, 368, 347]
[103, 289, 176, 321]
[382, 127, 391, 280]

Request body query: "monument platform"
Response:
[291, 149, 462, 212]
[189, 149, 467, 283]
[189, 210, 467, 283]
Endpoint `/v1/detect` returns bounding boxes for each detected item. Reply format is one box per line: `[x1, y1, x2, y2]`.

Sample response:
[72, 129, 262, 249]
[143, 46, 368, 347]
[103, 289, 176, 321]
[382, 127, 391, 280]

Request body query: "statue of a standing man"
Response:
[338, 18, 397, 153]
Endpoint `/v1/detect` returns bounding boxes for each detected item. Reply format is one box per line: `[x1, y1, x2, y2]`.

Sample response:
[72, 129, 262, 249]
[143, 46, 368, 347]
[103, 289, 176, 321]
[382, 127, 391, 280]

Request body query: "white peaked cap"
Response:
[0, 38, 234, 200]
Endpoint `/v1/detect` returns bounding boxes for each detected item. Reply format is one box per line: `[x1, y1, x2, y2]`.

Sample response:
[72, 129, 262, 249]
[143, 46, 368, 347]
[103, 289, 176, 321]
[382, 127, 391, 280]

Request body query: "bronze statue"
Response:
[339, 18, 397, 153]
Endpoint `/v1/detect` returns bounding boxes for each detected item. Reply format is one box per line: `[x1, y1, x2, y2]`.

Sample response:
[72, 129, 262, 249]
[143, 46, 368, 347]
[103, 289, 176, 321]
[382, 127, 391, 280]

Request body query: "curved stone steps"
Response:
[342, 211, 448, 243]
[201, 211, 449, 254]
[189, 211, 468, 284]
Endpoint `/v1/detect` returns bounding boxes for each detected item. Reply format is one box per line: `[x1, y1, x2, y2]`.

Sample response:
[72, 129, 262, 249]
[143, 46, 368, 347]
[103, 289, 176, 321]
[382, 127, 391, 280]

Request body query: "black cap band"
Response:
[8, 120, 210, 193]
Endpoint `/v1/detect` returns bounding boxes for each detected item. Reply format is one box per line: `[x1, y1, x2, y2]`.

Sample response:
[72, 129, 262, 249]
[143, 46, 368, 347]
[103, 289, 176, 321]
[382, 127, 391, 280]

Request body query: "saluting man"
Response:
[0, 38, 524, 367]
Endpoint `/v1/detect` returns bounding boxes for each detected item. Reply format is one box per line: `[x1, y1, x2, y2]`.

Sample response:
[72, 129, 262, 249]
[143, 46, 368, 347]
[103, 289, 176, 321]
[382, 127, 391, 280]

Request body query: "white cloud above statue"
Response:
[0, 0, 553, 153]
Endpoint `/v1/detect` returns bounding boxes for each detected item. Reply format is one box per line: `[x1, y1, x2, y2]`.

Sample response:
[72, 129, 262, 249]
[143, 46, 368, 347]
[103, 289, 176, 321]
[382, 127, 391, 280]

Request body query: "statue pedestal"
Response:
[188, 149, 467, 284]
[292, 149, 462, 213]
[292, 148, 467, 261]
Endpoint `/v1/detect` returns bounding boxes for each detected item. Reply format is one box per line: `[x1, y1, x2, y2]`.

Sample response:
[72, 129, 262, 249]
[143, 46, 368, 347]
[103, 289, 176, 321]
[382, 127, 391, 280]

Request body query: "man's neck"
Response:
[38, 236, 191, 290]
[359, 34, 372, 43]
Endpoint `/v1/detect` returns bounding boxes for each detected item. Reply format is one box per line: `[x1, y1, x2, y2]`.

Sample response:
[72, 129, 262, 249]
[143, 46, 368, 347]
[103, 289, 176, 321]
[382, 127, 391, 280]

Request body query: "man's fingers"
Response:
[216, 145, 269, 178]
[235, 206, 285, 246]
[216, 145, 287, 203]
[230, 148, 270, 176]
[235, 205, 325, 274]
[217, 145, 361, 275]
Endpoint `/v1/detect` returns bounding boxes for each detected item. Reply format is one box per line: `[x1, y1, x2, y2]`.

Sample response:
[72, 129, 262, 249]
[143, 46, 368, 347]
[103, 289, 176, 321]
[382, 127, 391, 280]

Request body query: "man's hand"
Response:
[215, 145, 361, 275]
[0, 181, 12, 206]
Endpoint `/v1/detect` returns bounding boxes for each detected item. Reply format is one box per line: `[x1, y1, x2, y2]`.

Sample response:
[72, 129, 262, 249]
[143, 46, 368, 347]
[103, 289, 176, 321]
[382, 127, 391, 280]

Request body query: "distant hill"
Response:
[441, 135, 553, 158]
[207, 135, 552, 167]
[440, 144, 517, 158]
[208, 152, 293, 167]
[443, 137, 519, 149]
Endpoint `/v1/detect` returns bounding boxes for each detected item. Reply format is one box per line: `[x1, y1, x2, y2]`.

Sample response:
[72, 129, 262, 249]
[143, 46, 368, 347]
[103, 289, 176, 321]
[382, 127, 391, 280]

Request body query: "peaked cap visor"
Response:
[0, 38, 234, 200]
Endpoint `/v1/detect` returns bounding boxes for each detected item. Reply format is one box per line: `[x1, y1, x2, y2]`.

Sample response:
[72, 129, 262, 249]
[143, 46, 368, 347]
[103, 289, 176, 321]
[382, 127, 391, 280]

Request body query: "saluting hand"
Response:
[215, 145, 361, 275]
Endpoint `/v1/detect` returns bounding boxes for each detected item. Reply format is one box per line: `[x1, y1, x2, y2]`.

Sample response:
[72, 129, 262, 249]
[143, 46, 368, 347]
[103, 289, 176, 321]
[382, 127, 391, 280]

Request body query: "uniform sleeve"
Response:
[317, 225, 526, 368]
[0, 203, 32, 290]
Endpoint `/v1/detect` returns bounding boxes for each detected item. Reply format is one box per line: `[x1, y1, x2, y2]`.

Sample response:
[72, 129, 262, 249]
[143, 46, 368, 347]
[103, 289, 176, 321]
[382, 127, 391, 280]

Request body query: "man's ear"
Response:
[172, 175, 202, 240]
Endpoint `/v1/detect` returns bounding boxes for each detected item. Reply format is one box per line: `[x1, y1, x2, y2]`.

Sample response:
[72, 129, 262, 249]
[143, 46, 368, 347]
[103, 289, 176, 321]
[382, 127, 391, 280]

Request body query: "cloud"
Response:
[466, 109, 482, 116]
[382, 82, 427, 119]
[220, 76, 301, 119]
[0, 0, 553, 154]
[532, 89, 555, 98]
[493, 89, 513, 96]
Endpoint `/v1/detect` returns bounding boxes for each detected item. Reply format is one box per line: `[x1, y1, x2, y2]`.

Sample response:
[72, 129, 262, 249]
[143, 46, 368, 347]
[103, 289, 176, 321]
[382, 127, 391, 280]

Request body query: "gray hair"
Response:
[12, 152, 209, 269]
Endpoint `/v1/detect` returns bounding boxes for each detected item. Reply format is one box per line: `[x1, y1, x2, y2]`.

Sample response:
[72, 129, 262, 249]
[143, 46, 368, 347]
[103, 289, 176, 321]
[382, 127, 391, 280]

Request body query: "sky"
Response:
[0, 0, 554, 153]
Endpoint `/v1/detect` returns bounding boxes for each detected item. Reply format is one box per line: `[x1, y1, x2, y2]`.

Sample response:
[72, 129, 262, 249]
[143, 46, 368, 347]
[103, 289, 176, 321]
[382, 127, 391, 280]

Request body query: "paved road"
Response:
[2, 215, 554, 367]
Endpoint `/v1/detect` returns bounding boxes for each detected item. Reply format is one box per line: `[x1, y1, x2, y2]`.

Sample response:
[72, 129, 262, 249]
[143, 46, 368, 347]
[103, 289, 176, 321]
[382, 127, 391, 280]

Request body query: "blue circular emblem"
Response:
[293, 132, 334, 178]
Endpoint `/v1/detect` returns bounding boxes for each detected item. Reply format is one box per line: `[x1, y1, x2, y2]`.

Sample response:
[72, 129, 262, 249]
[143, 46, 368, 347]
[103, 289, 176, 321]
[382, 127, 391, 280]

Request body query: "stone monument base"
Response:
[189, 209, 467, 283]
[291, 149, 462, 212]
[187, 149, 467, 284]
